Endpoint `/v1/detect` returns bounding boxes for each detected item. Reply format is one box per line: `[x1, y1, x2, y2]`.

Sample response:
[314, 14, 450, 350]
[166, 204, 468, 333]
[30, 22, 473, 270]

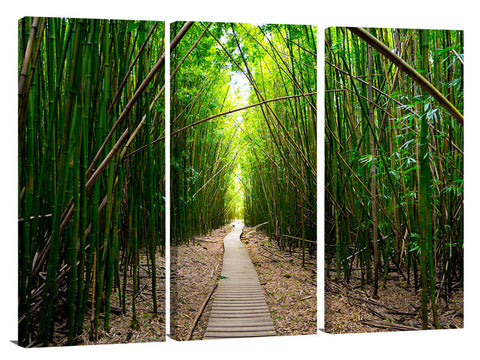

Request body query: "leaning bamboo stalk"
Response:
[348, 27, 464, 125]
[185, 284, 217, 340]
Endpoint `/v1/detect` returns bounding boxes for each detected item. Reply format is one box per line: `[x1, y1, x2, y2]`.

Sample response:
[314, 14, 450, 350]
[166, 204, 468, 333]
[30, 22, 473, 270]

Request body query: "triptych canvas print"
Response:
[17, 17, 463, 348]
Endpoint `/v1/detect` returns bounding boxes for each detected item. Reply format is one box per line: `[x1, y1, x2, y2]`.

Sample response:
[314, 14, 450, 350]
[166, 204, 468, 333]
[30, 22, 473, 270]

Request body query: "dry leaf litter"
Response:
[325, 266, 463, 333]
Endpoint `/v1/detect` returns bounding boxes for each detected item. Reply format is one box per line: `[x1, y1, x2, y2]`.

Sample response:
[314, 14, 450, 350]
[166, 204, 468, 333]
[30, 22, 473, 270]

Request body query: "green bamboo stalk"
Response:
[367, 29, 379, 298]
[419, 29, 440, 329]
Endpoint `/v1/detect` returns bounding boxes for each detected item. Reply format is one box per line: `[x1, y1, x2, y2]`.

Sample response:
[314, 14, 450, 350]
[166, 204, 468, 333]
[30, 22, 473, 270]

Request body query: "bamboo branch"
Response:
[186, 284, 217, 340]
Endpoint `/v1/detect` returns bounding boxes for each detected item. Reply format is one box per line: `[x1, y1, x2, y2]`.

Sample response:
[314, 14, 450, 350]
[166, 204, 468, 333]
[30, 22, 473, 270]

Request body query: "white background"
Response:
[2, 1, 478, 359]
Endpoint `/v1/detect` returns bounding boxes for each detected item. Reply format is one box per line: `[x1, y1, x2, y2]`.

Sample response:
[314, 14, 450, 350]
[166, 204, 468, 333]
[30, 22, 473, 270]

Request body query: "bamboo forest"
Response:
[18, 17, 166, 346]
[18, 16, 466, 347]
[325, 27, 464, 332]
[170, 22, 317, 339]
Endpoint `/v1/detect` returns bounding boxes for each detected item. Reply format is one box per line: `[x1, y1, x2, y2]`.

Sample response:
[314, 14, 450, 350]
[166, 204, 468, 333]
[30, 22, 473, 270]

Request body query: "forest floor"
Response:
[242, 227, 317, 336]
[51, 252, 166, 346]
[170, 225, 230, 340]
[170, 223, 317, 340]
[324, 266, 463, 333]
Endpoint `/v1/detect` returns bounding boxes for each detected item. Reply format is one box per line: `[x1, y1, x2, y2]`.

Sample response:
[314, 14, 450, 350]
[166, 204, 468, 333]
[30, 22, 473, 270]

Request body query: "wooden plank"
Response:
[206, 325, 275, 332]
[213, 299, 268, 304]
[214, 294, 265, 298]
[210, 310, 270, 316]
[208, 313, 272, 319]
[208, 320, 274, 327]
[204, 330, 276, 338]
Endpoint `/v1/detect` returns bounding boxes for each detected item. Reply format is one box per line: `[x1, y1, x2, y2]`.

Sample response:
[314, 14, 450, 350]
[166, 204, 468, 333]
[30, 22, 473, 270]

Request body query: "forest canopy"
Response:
[170, 22, 317, 262]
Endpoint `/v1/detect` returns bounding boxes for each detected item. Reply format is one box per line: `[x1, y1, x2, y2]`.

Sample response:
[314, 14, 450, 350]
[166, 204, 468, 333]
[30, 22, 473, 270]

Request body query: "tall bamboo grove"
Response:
[18, 17, 166, 347]
[170, 22, 237, 245]
[169, 22, 317, 263]
[325, 27, 463, 329]
[238, 24, 317, 263]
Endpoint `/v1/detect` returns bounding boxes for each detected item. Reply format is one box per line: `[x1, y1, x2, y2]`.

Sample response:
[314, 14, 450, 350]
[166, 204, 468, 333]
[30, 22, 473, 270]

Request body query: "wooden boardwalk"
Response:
[204, 220, 276, 339]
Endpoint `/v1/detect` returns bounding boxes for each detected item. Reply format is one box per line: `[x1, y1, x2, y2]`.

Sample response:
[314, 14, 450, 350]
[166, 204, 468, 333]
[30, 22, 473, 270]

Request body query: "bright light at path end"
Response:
[230, 72, 251, 106]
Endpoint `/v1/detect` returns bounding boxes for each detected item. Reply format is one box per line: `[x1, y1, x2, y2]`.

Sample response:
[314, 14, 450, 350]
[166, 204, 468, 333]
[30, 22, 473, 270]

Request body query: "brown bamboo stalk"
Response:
[18, 17, 40, 100]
